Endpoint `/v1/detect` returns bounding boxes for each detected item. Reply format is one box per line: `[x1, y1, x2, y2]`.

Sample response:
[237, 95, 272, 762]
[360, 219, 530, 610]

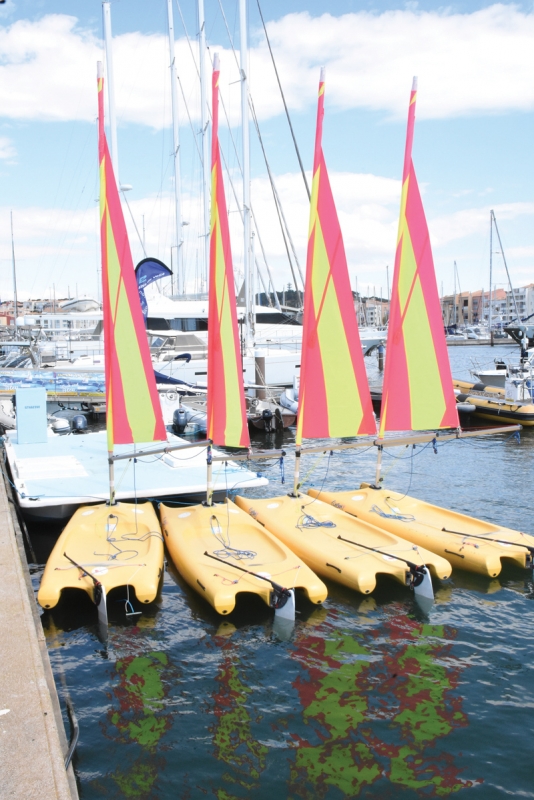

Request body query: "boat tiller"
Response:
[63, 551, 108, 626]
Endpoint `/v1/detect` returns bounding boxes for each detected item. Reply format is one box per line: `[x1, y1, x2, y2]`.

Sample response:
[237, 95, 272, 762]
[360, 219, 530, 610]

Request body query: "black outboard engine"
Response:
[262, 408, 273, 433]
[173, 407, 188, 434]
[71, 414, 88, 433]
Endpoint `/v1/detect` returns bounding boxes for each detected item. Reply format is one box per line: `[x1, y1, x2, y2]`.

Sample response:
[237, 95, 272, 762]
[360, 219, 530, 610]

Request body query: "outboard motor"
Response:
[173, 407, 188, 434]
[262, 408, 273, 433]
[71, 414, 88, 433]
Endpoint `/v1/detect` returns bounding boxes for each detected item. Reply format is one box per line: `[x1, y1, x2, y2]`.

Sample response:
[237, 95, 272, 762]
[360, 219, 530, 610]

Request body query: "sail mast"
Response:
[97, 61, 166, 504]
[377, 77, 459, 485]
[293, 67, 376, 494]
[207, 52, 250, 491]
[166, 0, 183, 295]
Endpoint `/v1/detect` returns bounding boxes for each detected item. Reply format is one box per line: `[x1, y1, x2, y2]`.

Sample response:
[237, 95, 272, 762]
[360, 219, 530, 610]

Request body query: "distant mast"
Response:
[102, 1, 119, 180]
[489, 210, 493, 345]
[239, 0, 253, 350]
[198, 0, 210, 294]
[166, 0, 183, 294]
[10, 211, 18, 336]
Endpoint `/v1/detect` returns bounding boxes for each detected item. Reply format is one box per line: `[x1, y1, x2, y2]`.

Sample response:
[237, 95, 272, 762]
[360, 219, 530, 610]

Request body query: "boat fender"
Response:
[173, 407, 188, 434]
[457, 403, 476, 414]
[71, 414, 88, 433]
[51, 417, 71, 435]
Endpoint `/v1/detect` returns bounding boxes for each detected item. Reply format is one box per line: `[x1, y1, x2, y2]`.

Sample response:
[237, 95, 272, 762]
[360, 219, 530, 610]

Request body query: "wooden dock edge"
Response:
[0, 454, 78, 800]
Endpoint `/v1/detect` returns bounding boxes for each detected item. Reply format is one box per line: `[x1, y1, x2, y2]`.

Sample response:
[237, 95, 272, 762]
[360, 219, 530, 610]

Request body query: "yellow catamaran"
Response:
[310, 78, 534, 579]
[38, 63, 167, 623]
[237, 70, 449, 601]
[159, 55, 327, 619]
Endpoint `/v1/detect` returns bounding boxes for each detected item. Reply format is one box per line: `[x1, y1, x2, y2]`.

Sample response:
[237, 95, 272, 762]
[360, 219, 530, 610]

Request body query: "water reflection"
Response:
[286, 608, 478, 797]
[100, 626, 179, 798]
[209, 631, 268, 798]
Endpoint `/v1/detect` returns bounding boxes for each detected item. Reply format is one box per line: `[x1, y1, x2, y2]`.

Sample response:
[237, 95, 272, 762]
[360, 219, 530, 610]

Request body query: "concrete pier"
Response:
[0, 468, 77, 799]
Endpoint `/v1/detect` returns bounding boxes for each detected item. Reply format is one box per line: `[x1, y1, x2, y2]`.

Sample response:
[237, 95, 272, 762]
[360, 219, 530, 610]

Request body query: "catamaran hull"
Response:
[38, 501, 164, 611]
[235, 494, 451, 595]
[309, 487, 534, 578]
[160, 499, 327, 615]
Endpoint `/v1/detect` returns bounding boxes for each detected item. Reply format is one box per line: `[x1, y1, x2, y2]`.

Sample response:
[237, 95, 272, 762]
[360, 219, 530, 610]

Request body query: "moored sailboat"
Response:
[237, 70, 448, 600]
[311, 79, 534, 579]
[159, 55, 327, 619]
[38, 63, 168, 623]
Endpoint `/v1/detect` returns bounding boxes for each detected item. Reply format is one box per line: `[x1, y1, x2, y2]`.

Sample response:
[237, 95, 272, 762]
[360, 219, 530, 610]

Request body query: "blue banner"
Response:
[135, 258, 172, 321]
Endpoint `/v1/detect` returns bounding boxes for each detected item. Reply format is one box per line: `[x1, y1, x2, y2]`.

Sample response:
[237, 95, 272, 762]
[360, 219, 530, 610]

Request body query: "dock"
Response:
[0, 466, 77, 799]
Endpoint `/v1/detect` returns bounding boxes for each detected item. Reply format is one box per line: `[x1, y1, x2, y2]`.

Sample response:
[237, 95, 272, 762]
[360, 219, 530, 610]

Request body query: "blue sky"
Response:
[0, 0, 533, 302]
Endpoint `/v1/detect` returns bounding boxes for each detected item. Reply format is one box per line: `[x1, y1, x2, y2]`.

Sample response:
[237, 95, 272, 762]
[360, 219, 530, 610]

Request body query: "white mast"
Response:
[10, 211, 18, 337]
[489, 210, 493, 344]
[167, 0, 183, 295]
[102, 1, 119, 181]
[239, 0, 252, 350]
[198, 0, 210, 294]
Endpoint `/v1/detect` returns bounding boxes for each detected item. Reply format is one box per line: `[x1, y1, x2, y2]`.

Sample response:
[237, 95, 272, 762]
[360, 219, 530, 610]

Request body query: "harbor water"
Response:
[27, 345, 534, 799]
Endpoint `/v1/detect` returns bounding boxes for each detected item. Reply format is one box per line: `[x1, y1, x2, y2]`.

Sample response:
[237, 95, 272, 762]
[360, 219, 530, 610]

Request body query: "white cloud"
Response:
[1, 5, 534, 127]
[430, 202, 534, 246]
[253, 5, 534, 120]
[0, 136, 16, 160]
[2, 170, 532, 298]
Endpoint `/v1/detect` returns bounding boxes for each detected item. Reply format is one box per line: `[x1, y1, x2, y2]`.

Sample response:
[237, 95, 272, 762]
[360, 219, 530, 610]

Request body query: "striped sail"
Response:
[296, 70, 376, 446]
[98, 65, 166, 450]
[207, 55, 250, 448]
[379, 78, 459, 435]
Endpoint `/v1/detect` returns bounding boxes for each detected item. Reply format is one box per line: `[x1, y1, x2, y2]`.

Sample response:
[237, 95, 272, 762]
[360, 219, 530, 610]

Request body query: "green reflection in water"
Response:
[288, 611, 479, 798]
[210, 635, 268, 799]
[102, 649, 176, 799]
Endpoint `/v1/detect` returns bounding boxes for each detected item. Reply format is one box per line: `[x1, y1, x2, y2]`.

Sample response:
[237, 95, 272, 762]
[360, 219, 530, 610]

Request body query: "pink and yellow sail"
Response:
[296, 69, 376, 445]
[379, 78, 459, 435]
[207, 55, 250, 448]
[97, 63, 166, 451]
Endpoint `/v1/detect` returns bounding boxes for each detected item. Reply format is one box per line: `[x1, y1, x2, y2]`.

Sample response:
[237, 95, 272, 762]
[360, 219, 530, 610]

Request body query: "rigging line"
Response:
[117, 191, 143, 257]
[177, 76, 204, 163]
[249, 97, 305, 296]
[213, 2, 303, 302]
[256, 0, 310, 201]
[217, 0, 305, 292]
[205, 50, 278, 310]
[175, 0, 201, 81]
[216, 132, 273, 305]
